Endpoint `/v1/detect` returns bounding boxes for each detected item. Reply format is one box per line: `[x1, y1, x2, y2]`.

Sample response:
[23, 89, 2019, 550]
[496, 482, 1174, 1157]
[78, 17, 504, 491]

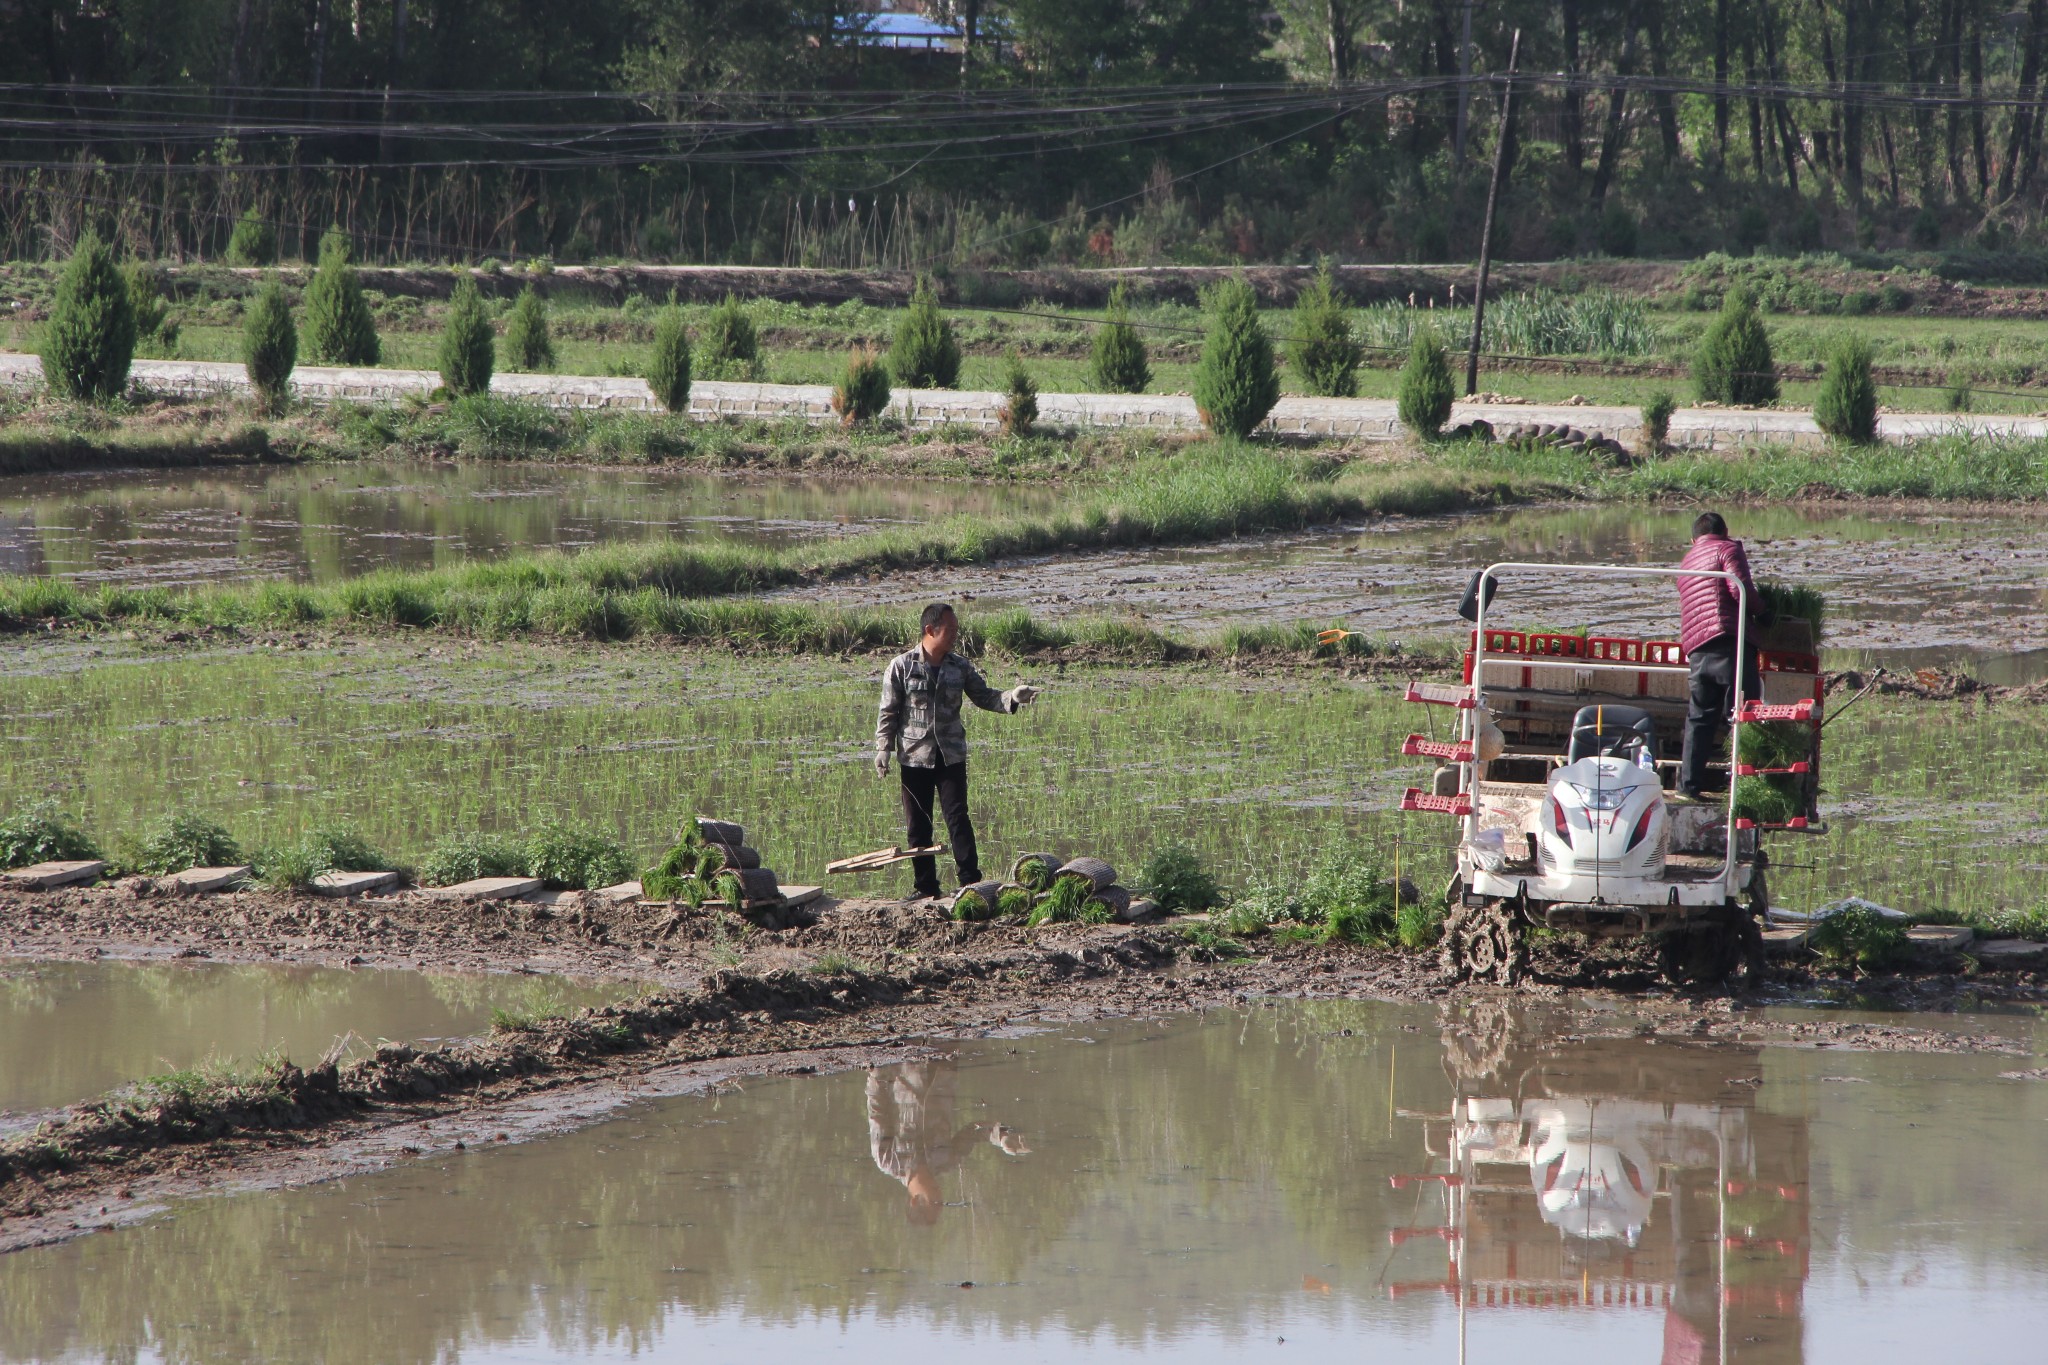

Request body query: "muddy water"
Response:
[788, 504, 2048, 675]
[3, 1001, 2044, 1362]
[0, 464, 1062, 587]
[0, 959, 631, 1123]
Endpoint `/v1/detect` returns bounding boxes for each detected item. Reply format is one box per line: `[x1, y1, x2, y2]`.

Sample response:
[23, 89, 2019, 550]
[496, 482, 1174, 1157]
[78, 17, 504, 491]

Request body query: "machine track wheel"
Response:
[1440, 898, 1527, 987]
[1658, 904, 1751, 986]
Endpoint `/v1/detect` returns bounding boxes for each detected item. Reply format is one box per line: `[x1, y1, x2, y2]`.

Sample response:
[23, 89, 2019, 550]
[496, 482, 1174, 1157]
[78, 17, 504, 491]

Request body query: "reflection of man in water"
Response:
[867, 1059, 1029, 1225]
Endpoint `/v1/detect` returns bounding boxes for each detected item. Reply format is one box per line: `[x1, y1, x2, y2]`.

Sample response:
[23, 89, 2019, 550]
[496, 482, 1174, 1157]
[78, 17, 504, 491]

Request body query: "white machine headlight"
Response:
[1568, 783, 1631, 812]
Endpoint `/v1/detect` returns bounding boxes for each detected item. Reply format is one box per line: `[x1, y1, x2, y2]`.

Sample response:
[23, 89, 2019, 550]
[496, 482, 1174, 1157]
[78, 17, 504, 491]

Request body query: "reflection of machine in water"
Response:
[1390, 1006, 1809, 1363]
[866, 1057, 1030, 1225]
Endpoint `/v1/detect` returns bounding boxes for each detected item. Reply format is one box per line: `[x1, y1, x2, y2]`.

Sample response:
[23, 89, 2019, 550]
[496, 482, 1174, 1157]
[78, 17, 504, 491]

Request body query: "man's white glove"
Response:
[1011, 684, 1040, 706]
[874, 752, 890, 777]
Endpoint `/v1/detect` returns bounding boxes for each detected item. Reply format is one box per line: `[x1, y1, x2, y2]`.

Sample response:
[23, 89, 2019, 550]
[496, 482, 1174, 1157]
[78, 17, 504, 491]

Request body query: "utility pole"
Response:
[1466, 28, 1520, 396]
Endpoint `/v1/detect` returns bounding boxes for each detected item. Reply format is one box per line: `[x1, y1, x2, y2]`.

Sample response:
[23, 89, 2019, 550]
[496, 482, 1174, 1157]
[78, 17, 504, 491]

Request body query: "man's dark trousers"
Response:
[1681, 635, 1762, 795]
[899, 760, 980, 897]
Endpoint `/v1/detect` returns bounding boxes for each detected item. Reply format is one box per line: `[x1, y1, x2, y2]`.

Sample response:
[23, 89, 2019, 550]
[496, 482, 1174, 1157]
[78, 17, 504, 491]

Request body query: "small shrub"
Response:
[1789, 205, 1824, 252]
[224, 205, 277, 267]
[1134, 841, 1221, 914]
[1693, 288, 1778, 406]
[40, 231, 136, 404]
[1810, 904, 1908, 971]
[699, 293, 759, 377]
[1640, 389, 1676, 452]
[128, 813, 241, 876]
[241, 281, 298, 414]
[1944, 369, 1973, 413]
[890, 275, 961, 388]
[1597, 203, 1639, 257]
[647, 305, 692, 412]
[1412, 218, 1450, 262]
[1288, 266, 1362, 397]
[1178, 921, 1250, 960]
[502, 285, 556, 372]
[1396, 328, 1455, 439]
[1732, 204, 1770, 255]
[524, 818, 634, 890]
[303, 227, 382, 366]
[1297, 845, 1398, 944]
[1396, 897, 1445, 950]
[418, 832, 529, 886]
[1880, 281, 1912, 312]
[831, 347, 891, 427]
[0, 801, 102, 868]
[1192, 276, 1280, 438]
[1091, 282, 1151, 393]
[1813, 335, 1877, 443]
[999, 355, 1038, 438]
[1910, 205, 1942, 248]
[438, 278, 495, 397]
[124, 263, 178, 352]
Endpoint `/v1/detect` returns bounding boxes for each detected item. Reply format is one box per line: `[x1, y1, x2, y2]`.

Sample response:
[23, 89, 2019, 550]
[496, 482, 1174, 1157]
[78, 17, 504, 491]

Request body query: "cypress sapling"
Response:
[1191, 276, 1280, 439]
[1090, 281, 1150, 393]
[647, 304, 692, 412]
[1640, 390, 1676, 453]
[40, 230, 136, 404]
[303, 227, 382, 366]
[224, 205, 278, 266]
[831, 346, 892, 427]
[1288, 266, 1362, 398]
[503, 284, 556, 372]
[700, 292, 759, 379]
[437, 278, 495, 397]
[1693, 287, 1778, 406]
[1396, 328, 1455, 440]
[890, 275, 961, 388]
[1813, 334, 1878, 443]
[242, 281, 298, 414]
[1000, 354, 1038, 438]
[124, 262, 178, 354]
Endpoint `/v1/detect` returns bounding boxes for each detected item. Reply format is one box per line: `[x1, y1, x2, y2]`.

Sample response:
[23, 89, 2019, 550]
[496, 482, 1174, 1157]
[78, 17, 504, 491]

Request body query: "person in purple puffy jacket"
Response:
[1675, 512, 1762, 800]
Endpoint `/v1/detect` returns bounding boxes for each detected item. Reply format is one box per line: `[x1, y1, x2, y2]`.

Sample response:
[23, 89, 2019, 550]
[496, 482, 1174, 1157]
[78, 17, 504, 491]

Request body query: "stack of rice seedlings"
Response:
[1026, 856, 1141, 925]
[1010, 852, 1062, 892]
[952, 879, 1009, 921]
[642, 816, 784, 911]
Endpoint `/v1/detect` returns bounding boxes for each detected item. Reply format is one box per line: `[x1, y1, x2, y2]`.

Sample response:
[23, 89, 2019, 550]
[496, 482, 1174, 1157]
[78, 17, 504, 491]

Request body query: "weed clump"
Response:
[241, 281, 298, 414]
[1397, 328, 1455, 440]
[890, 275, 961, 388]
[40, 231, 136, 404]
[257, 827, 392, 891]
[418, 832, 529, 886]
[1192, 277, 1280, 439]
[1810, 904, 1908, 972]
[1133, 841, 1221, 914]
[0, 801, 102, 868]
[699, 293, 759, 379]
[127, 813, 242, 876]
[1814, 334, 1878, 443]
[648, 304, 692, 412]
[1640, 390, 1676, 452]
[303, 228, 382, 366]
[1000, 355, 1038, 438]
[524, 819, 634, 890]
[1224, 842, 1400, 945]
[1694, 288, 1778, 406]
[1288, 266, 1361, 397]
[125, 262, 179, 354]
[438, 278, 495, 397]
[1091, 282, 1150, 393]
[502, 285, 556, 373]
[831, 347, 891, 427]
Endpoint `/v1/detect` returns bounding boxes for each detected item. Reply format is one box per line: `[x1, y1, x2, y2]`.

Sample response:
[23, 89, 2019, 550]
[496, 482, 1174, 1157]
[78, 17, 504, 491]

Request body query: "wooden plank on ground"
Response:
[1907, 924, 1974, 952]
[780, 885, 824, 909]
[311, 869, 401, 897]
[593, 880, 643, 905]
[430, 876, 542, 901]
[1760, 927, 1809, 955]
[826, 845, 944, 874]
[1974, 938, 2048, 967]
[521, 889, 582, 909]
[168, 865, 251, 893]
[3, 860, 105, 890]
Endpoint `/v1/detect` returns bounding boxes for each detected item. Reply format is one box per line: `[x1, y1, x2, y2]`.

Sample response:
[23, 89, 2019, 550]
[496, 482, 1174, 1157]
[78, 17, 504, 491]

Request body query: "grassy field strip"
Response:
[9, 350, 2047, 447]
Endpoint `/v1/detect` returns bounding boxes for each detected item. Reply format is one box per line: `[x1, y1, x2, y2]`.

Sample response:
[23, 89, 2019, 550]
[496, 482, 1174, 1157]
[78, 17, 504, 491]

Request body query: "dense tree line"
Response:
[1, 0, 2045, 264]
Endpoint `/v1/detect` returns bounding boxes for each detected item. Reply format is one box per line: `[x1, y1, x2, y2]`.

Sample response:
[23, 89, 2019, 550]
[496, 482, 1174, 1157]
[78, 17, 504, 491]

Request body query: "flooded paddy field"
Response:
[3, 638, 2044, 921]
[2, 1000, 2043, 1363]
[0, 463, 1063, 587]
[784, 503, 2048, 678]
[0, 959, 628, 1125]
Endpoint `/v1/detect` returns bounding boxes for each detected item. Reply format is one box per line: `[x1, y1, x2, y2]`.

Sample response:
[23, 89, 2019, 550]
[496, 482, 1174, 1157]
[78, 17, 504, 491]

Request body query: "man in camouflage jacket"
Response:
[875, 602, 1038, 900]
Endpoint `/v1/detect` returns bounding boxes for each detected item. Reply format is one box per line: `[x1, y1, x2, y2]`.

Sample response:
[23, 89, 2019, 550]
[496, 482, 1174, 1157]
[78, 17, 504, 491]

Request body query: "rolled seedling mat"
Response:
[1054, 856, 1118, 893]
[952, 879, 1008, 920]
[717, 867, 783, 907]
[695, 818, 747, 849]
[1089, 884, 1133, 919]
[1120, 896, 1159, 923]
[1010, 852, 1061, 892]
[714, 844, 763, 871]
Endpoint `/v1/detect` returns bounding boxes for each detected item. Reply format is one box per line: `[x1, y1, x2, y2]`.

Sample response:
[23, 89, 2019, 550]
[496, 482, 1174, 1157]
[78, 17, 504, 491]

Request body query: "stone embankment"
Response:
[5, 351, 2043, 448]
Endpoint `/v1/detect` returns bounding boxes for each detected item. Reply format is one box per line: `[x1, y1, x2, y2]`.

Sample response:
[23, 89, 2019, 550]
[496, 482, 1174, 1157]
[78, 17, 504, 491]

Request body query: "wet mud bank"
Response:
[2, 884, 2040, 1252]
